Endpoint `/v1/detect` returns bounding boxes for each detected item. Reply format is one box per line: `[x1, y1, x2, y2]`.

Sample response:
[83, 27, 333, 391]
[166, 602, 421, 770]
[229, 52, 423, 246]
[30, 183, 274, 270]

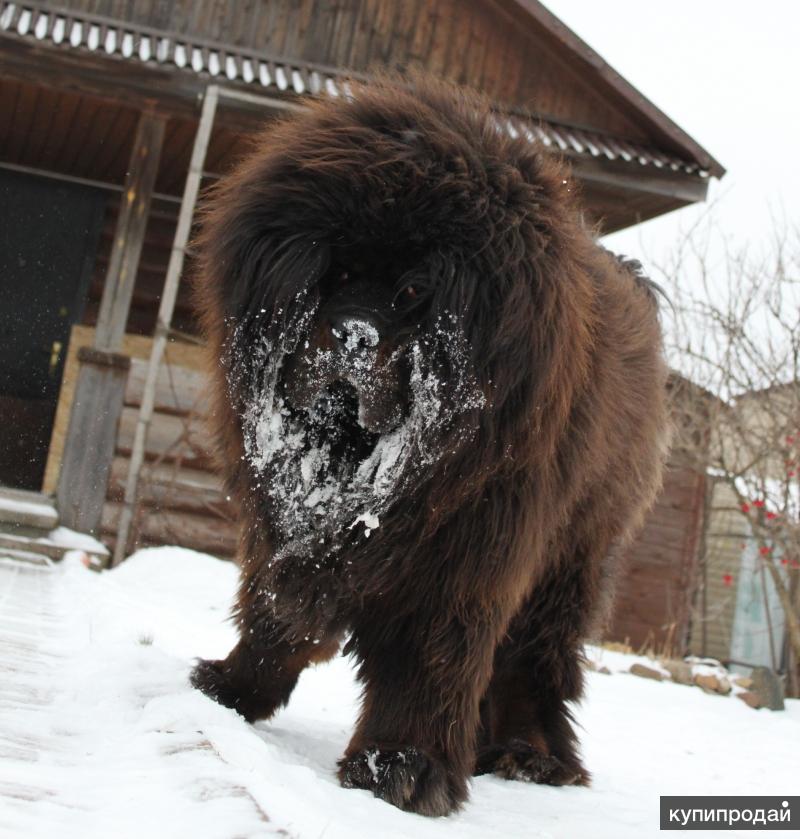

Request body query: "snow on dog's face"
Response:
[225, 239, 484, 556]
[282, 242, 420, 437]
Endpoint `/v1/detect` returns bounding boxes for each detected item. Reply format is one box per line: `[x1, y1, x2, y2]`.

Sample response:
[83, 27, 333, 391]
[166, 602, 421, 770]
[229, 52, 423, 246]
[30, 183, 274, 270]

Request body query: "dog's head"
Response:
[281, 240, 425, 437]
[220, 234, 483, 549]
[197, 75, 586, 550]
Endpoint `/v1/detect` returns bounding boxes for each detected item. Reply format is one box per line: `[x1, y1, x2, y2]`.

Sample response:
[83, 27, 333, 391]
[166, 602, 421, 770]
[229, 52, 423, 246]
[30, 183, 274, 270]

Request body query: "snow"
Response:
[0, 495, 57, 523]
[234, 301, 483, 564]
[351, 511, 380, 537]
[43, 525, 108, 555]
[334, 318, 380, 351]
[1, 546, 798, 838]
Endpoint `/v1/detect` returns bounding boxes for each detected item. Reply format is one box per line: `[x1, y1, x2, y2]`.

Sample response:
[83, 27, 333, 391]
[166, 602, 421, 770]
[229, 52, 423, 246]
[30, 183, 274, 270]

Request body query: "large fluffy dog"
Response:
[191, 76, 669, 816]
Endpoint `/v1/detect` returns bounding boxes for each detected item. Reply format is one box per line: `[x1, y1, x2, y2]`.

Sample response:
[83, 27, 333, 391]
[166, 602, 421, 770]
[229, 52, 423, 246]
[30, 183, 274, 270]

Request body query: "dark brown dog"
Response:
[190, 76, 669, 817]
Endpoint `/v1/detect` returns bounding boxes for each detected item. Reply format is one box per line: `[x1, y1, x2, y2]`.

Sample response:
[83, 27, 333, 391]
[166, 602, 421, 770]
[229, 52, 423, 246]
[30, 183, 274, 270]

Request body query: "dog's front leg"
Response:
[338, 608, 499, 817]
[191, 613, 341, 723]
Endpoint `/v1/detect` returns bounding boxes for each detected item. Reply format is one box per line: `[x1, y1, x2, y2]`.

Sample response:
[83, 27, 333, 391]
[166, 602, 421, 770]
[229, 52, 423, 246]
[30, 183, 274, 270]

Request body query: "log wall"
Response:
[105, 354, 237, 558]
[46, 326, 237, 558]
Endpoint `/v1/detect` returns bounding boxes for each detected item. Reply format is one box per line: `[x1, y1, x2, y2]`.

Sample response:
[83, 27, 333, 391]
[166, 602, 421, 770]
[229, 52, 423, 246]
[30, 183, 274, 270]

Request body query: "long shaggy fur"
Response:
[190, 75, 670, 817]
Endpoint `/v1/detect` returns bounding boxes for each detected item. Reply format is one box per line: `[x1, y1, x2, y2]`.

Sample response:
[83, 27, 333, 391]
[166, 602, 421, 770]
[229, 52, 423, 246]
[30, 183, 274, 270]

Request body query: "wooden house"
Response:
[0, 0, 723, 649]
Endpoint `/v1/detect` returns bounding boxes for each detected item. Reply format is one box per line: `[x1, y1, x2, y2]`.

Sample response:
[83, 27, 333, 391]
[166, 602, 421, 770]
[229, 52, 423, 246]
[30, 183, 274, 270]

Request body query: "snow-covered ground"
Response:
[1, 548, 797, 839]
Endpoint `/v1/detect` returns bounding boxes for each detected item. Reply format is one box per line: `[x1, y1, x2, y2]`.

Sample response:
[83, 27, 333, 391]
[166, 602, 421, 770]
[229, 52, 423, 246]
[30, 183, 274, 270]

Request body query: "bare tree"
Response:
[658, 222, 800, 696]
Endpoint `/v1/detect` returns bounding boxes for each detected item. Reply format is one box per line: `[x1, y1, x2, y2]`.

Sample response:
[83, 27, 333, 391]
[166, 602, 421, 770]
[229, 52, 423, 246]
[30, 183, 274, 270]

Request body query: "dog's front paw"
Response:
[190, 658, 244, 711]
[338, 746, 466, 817]
[476, 739, 590, 786]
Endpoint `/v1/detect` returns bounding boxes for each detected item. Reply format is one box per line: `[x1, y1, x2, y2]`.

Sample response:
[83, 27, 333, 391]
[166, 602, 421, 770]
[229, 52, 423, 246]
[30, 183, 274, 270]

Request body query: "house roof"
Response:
[502, 0, 725, 178]
[0, 0, 713, 179]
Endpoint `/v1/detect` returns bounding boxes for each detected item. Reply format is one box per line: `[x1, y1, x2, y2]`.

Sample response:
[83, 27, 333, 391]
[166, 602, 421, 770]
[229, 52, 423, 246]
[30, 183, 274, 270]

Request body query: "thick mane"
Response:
[195, 76, 603, 524]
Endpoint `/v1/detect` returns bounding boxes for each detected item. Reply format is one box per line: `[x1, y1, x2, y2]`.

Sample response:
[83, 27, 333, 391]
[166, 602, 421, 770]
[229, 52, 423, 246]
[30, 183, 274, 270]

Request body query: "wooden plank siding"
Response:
[0, 78, 139, 183]
[607, 463, 706, 652]
[687, 482, 749, 663]
[57, 0, 647, 141]
[0, 77, 268, 202]
[81, 196, 201, 337]
[107, 356, 236, 557]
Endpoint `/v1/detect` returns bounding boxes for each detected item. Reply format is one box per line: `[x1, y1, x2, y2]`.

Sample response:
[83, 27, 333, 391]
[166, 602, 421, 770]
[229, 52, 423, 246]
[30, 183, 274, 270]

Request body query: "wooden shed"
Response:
[0, 0, 723, 649]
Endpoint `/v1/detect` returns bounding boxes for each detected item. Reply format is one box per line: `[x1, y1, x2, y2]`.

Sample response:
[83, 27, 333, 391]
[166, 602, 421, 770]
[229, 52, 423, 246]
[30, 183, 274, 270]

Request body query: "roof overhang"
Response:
[499, 0, 725, 178]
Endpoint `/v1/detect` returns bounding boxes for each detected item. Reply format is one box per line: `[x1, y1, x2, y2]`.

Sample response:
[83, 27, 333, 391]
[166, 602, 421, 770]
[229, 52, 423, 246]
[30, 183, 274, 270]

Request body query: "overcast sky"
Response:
[543, 0, 800, 267]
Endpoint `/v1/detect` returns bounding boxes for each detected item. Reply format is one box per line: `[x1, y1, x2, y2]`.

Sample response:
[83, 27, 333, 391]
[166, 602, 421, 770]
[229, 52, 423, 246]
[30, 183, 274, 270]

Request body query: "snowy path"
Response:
[0, 558, 64, 802]
[0, 547, 798, 838]
[0, 556, 274, 838]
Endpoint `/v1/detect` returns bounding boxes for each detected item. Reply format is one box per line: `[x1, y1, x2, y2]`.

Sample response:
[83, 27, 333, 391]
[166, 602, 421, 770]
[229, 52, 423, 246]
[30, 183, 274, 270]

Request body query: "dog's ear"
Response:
[225, 234, 330, 327]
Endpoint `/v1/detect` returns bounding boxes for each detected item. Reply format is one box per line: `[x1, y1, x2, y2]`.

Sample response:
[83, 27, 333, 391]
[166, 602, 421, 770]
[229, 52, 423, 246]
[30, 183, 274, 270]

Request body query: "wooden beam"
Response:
[55, 348, 130, 533]
[0, 160, 181, 205]
[56, 112, 166, 534]
[112, 85, 220, 566]
[0, 37, 182, 115]
[94, 113, 166, 351]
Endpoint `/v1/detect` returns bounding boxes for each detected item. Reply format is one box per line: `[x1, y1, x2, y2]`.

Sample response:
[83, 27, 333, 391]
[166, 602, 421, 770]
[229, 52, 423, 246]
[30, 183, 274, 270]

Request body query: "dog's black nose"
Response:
[330, 315, 381, 353]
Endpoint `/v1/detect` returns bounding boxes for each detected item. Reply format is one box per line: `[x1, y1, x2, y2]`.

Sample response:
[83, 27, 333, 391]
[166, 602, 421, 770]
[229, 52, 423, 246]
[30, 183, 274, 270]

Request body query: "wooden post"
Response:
[55, 348, 130, 535]
[56, 111, 166, 535]
[112, 86, 219, 566]
[93, 114, 167, 352]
